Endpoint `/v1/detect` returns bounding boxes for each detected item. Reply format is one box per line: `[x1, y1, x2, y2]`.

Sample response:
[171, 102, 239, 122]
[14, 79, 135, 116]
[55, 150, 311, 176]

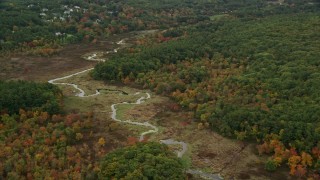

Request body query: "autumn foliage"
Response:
[257, 138, 319, 178]
[0, 110, 104, 179]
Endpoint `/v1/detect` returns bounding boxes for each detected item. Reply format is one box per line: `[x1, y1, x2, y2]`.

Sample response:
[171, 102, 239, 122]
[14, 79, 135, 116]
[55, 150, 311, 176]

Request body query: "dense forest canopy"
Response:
[0, 111, 102, 179]
[0, 81, 62, 115]
[99, 142, 185, 179]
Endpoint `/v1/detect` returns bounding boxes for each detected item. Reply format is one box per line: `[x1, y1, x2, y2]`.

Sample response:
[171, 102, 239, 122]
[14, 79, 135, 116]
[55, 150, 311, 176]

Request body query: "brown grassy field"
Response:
[0, 33, 133, 81]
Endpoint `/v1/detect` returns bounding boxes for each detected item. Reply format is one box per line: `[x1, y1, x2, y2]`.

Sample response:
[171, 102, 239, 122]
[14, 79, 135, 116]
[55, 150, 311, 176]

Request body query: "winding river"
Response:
[48, 33, 223, 180]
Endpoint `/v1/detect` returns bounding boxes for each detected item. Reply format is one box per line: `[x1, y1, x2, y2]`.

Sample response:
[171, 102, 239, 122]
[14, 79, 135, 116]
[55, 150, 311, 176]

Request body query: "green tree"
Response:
[99, 142, 185, 179]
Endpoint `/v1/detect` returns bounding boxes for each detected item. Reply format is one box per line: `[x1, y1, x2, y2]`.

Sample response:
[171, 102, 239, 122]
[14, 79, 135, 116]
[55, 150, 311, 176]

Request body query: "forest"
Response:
[92, 1, 320, 178]
[0, 0, 213, 55]
[0, 81, 62, 115]
[0, 111, 97, 179]
[1, 0, 320, 179]
[0, 108, 185, 179]
[2, 0, 317, 55]
[99, 142, 185, 179]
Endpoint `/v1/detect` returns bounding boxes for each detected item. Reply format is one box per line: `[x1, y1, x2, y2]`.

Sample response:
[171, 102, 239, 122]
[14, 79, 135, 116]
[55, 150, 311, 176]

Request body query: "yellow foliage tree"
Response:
[98, 137, 106, 147]
[76, 133, 83, 141]
[301, 152, 313, 167]
[273, 157, 282, 167]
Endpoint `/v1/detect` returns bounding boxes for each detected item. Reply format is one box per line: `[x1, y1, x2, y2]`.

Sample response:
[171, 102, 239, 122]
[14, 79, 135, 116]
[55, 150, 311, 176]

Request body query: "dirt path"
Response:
[49, 67, 223, 179]
[45, 31, 291, 180]
[48, 34, 224, 180]
[47, 36, 190, 157]
[111, 92, 159, 141]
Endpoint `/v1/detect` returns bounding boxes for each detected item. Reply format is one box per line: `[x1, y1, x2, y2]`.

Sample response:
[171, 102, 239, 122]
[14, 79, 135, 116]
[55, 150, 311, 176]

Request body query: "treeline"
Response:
[0, 81, 62, 115]
[93, 10, 320, 177]
[92, 31, 206, 80]
[0, 0, 211, 55]
[2, 0, 317, 55]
